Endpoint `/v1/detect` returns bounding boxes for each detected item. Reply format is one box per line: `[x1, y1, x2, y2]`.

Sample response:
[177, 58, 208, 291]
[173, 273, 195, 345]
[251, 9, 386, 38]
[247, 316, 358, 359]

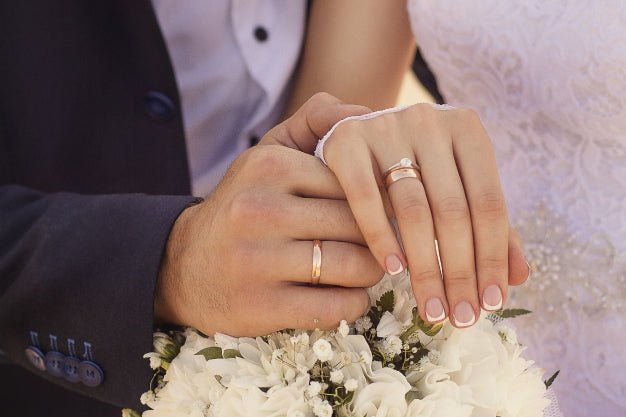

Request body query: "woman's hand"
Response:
[319, 103, 529, 328]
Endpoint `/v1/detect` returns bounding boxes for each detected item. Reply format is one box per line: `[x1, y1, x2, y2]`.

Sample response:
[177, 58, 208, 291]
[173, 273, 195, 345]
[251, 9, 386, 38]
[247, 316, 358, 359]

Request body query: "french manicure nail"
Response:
[483, 285, 503, 311]
[385, 254, 404, 275]
[525, 260, 533, 281]
[425, 298, 446, 322]
[453, 301, 476, 328]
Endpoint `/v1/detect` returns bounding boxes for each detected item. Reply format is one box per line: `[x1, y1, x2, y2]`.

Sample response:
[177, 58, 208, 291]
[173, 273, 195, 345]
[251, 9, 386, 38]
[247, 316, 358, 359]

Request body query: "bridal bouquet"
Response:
[130, 272, 556, 417]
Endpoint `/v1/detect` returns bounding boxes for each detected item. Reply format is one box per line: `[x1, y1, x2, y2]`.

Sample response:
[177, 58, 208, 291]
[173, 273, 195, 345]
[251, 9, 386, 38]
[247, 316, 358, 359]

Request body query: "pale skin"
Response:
[286, 0, 530, 327]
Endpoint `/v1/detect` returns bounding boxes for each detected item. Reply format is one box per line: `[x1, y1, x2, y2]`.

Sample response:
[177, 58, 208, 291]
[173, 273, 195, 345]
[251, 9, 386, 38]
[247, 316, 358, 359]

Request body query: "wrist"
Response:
[154, 202, 202, 326]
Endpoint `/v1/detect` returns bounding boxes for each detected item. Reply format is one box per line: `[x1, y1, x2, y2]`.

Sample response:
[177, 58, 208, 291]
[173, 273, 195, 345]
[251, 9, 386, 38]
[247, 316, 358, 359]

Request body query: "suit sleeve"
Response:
[0, 185, 199, 408]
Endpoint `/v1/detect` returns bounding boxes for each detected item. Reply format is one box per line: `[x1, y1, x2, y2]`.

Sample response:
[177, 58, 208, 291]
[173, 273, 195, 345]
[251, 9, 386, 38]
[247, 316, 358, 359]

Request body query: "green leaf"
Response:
[376, 290, 395, 313]
[196, 347, 223, 360]
[544, 370, 560, 388]
[223, 349, 243, 359]
[494, 308, 532, 318]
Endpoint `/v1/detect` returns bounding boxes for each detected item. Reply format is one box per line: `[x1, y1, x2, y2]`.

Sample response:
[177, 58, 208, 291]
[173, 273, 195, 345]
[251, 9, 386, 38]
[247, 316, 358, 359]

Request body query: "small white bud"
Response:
[337, 320, 350, 337]
[313, 339, 334, 362]
[140, 390, 155, 405]
[306, 381, 322, 397]
[330, 369, 344, 384]
[313, 399, 333, 417]
[344, 378, 358, 392]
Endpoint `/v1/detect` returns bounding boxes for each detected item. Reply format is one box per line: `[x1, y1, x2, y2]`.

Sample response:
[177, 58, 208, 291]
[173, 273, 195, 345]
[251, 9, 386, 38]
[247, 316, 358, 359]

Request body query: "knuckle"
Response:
[444, 269, 476, 284]
[405, 103, 442, 129]
[436, 196, 471, 222]
[395, 194, 431, 224]
[363, 227, 389, 249]
[451, 107, 487, 138]
[332, 118, 362, 141]
[309, 91, 340, 106]
[227, 190, 279, 224]
[405, 102, 432, 119]
[456, 107, 482, 124]
[343, 172, 378, 201]
[478, 256, 508, 274]
[242, 146, 290, 177]
[475, 190, 507, 219]
[411, 268, 442, 285]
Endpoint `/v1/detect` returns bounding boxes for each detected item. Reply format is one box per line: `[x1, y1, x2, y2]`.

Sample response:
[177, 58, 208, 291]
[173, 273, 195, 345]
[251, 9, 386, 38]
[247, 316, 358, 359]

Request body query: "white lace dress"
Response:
[407, 2, 626, 416]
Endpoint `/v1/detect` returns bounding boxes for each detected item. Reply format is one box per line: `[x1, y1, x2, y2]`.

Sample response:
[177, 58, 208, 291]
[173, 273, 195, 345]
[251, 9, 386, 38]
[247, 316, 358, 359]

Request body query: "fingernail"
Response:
[385, 254, 404, 275]
[425, 298, 446, 322]
[453, 301, 476, 328]
[526, 260, 533, 281]
[482, 285, 503, 311]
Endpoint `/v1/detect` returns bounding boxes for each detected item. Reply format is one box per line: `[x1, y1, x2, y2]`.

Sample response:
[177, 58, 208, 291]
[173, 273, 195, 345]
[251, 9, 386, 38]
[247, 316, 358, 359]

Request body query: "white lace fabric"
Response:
[408, 1, 626, 416]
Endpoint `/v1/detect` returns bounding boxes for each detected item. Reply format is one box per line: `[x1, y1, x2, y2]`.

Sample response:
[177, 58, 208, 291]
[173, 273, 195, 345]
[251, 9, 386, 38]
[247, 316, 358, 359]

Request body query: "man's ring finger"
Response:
[311, 240, 322, 285]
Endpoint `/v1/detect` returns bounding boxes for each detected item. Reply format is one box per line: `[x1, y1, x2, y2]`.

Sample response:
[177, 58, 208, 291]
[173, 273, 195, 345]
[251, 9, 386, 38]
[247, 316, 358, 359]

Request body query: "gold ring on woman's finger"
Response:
[384, 158, 422, 187]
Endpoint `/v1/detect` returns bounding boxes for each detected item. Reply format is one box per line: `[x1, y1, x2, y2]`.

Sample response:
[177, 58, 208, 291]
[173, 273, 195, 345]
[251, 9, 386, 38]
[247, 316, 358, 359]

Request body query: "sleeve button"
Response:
[44, 351, 65, 377]
[79, 360, 105, 387]
[254, 26, 269, 42]
[24, 346, 46, 371]
[144, 91, 176, 120]
[62, 356, 81, 383]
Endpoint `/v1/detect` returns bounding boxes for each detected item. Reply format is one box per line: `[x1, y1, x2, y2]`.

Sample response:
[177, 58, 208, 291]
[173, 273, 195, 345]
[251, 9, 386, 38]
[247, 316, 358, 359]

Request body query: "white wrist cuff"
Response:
[314, 103, 455, 165]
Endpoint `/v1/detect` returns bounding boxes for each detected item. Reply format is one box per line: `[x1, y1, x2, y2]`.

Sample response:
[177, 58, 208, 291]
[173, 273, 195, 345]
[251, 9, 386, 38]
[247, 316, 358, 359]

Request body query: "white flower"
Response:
[350, 368, 411, 417]
[418, 318, 549, 417]
[330, 369, 344, 384]
[149, 356, 162, 370]
[405, 396, 473, 417]
[308, 396, 322, 408]
[355, 316, 373, 333]
[427, 349, 440, 363]
[214, 333, 238, 350]
[382, 335, 403, 356]
[344, 378, 358, 392]
[338, 320, 350, 337]
[141, 274, 550, 417]
[140, 390, 155, 405]
[376, 311, 404, 338]
[152, 332, 180, 360]
[306, 381, 322, 397]
[272, 348, 285, 361]
[313, 339, 334, 362]
[143, 352, 163, 369]
[312, 399, 333, 417]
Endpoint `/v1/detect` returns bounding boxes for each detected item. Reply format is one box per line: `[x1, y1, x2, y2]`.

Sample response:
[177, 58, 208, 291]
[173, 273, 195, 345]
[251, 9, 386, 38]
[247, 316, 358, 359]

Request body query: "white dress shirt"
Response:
[151, 0, 306, 196]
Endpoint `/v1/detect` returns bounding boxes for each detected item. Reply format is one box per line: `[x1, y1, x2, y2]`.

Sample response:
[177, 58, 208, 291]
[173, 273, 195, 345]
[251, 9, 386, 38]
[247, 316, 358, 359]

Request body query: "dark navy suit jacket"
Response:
[0, 1, 198, 415]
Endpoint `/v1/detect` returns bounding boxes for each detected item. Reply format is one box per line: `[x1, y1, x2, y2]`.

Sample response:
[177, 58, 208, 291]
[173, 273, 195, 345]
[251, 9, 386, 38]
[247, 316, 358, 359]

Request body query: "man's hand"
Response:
[155, 93, 378, 337]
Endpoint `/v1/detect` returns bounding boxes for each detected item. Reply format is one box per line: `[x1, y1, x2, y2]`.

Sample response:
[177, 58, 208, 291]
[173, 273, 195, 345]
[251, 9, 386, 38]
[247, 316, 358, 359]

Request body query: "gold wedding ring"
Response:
[384, 157, 421, 187]
[311, 240, 322, 285]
